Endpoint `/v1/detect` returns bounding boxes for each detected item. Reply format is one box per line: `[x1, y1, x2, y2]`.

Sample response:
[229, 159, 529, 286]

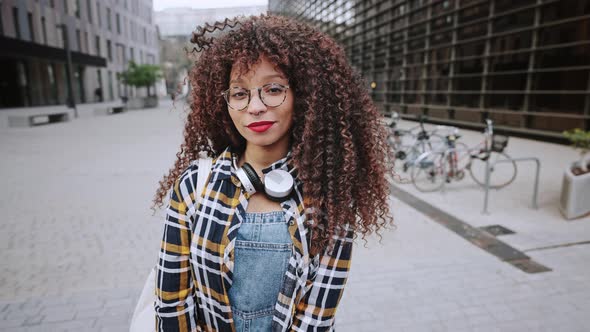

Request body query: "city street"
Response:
[0, 100, 589, 332]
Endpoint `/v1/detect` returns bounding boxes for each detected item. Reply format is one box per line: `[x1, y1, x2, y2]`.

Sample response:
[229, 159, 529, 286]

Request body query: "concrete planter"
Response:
[144, 96, 159, 108]
[125, 97, 159, 110]
[126, 97, 145, 110]
[560, 164, 590, 219]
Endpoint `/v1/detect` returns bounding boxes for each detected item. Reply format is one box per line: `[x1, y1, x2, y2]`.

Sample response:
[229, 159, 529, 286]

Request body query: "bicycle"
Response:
[410, 119, 517, 192]
[385, 114, 445, 174]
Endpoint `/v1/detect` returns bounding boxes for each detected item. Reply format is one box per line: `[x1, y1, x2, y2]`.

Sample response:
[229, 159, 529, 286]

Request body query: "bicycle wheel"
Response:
[411, 151, 446, 192]
[469, 151, 517, 189]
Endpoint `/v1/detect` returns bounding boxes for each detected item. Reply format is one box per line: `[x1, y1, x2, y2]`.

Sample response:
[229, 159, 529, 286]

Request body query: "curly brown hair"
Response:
[153, 14, 394, 256]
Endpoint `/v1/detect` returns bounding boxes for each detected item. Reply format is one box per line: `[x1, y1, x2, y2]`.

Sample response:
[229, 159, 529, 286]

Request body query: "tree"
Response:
[118, 61, 162, 97]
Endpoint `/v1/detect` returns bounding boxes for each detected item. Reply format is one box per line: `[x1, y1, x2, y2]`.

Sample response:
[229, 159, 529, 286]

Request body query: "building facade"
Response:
[0, 0, 160, 109]
[270, 0, 590, 140]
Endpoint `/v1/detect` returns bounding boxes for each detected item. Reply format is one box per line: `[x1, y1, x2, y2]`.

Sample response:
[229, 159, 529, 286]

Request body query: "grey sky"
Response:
[153, 0, 268, 11]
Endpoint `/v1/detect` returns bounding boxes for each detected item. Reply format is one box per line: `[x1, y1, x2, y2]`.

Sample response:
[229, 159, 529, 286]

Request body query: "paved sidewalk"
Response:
[0, 101, 588, 331]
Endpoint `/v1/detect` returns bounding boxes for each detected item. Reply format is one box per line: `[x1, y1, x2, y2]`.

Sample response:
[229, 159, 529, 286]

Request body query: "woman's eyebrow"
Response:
[230, 74, 286, 85]
[262, 74, 286, 80]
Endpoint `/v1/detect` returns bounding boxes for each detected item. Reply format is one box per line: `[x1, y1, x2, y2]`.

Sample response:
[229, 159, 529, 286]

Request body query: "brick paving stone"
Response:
[40, 307, 76, 323]
[0, 317, 26, 329]
[22, 314, 44, 326]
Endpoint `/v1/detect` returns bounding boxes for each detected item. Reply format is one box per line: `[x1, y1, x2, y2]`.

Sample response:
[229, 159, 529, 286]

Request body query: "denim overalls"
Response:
[228, 211, 293, 332]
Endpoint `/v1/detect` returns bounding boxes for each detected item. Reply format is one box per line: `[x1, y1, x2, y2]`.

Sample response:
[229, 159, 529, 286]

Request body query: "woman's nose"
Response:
[246, 90, 267, 115]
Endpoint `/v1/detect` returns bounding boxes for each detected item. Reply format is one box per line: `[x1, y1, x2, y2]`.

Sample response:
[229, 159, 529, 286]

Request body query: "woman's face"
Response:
[227, 56, 294, 152]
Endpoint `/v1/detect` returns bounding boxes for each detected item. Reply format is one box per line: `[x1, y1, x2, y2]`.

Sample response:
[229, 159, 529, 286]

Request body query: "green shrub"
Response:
[118, 61, 162, 96]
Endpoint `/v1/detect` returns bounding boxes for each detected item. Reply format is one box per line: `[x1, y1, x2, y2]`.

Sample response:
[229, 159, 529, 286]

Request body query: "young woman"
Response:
[152, 15, 394, 331]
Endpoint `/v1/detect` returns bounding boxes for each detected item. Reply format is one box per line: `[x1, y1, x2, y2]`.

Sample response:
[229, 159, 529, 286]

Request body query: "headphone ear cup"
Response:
[241, 163, 264, 193]
[264, 169, 294, 202]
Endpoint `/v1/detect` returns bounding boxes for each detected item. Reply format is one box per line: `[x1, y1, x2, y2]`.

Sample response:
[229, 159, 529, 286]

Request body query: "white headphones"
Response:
[233, 156, 296, 202]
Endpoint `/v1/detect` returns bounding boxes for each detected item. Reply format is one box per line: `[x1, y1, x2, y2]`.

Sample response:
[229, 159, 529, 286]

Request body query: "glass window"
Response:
[407, 51, 423, 65]
[454, 77, 482, 91]
[95, 35, 100, 56]
[539, 19, 590, 46]
[533, 70, 589, 91]
[408, 38, 425, 51]
[455, 58, 484, 74]
[27, 12, 34, 42]
[489, 52, 530, 72]
[491, 31, 532, 53]
[430, 31, 452, 46]
[107, 7, 111, 31]
[530, 94, 585, 114]
[541, 0, 590, 22]
[116, 13, 121, 34]
[430, 62, 450, 76]
[426, 78, 449, 91]
[13, 7, 20, 39]
[87, 0, 92, 23]
[425, 92, 448, 105]
[408, 23, 426, 38]
[495, 0, 536, 14]
[429, 47, 452, 63]
[536, 45, 590, 68]
[488, 73, 527, 92]
[41, 17, 47, 44]
[432, 0, 454, 14]
[456, 41, 486, 58]
[74, 0, 80, 18]
[492, 8, 535, 34]
[457, 23, 486, 40]
[451, 93, 481, 107]
[96, 2, 101, 27]
[458, 3, 488, 24]
[76, 29, 81, 51]
[108, 70, 113, 100]
[106, 39, 112, 61]
[431, 15, 453, 32]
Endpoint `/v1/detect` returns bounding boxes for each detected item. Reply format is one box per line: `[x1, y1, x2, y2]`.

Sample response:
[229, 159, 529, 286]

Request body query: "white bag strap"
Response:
[196, 157, 213, 205]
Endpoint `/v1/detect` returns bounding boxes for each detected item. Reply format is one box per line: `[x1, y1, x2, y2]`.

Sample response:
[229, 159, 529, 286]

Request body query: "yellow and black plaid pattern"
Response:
[155, 147, 353, 331]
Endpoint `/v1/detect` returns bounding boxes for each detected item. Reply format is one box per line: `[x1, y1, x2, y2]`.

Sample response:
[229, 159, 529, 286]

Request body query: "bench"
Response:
[93, 104, 126, 116]
[7, 112, 69, 128]
[109, 105, 125, 114]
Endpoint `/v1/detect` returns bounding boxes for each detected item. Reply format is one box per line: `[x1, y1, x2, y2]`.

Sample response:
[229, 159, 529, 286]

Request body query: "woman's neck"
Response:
[239, 144, 289, 172]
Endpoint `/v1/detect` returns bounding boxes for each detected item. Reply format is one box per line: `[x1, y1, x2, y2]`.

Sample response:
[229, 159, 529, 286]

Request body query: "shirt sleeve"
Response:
[290, 226, 354, 331]
[155, 168, 200, 331]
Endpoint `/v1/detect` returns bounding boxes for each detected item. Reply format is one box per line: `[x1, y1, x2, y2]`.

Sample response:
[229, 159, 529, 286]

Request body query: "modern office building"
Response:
[0, 0, 160, 109]
[270, 0, 590, 140]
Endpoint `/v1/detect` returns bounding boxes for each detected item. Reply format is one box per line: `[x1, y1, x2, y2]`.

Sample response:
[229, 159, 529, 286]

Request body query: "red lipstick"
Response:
[247, 121, 275, 133]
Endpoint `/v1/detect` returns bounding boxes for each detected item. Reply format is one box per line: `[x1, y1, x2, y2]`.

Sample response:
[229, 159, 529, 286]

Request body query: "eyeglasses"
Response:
[221, 83, 290, 111]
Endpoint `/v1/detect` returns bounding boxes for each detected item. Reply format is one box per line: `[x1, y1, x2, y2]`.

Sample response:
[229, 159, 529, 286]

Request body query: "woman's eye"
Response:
[264, 84, 285, 95]
[231, 91, 248, 99]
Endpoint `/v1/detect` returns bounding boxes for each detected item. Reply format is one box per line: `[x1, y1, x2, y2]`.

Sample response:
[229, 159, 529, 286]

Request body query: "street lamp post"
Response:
[57, 23, 78, 118]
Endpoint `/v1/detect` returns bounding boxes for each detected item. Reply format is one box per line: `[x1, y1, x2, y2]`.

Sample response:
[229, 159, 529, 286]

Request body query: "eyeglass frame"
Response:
[220, 82, 290, 111]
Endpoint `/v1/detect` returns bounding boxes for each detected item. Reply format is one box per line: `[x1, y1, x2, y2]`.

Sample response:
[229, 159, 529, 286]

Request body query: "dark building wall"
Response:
[269, 0, 590, 140]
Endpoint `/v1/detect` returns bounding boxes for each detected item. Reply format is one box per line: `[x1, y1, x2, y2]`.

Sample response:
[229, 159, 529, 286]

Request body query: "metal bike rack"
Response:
[482, 157, 541, 214]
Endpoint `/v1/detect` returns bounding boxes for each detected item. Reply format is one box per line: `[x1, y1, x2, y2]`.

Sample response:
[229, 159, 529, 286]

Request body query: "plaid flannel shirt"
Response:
[155, 147, 354, 332]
